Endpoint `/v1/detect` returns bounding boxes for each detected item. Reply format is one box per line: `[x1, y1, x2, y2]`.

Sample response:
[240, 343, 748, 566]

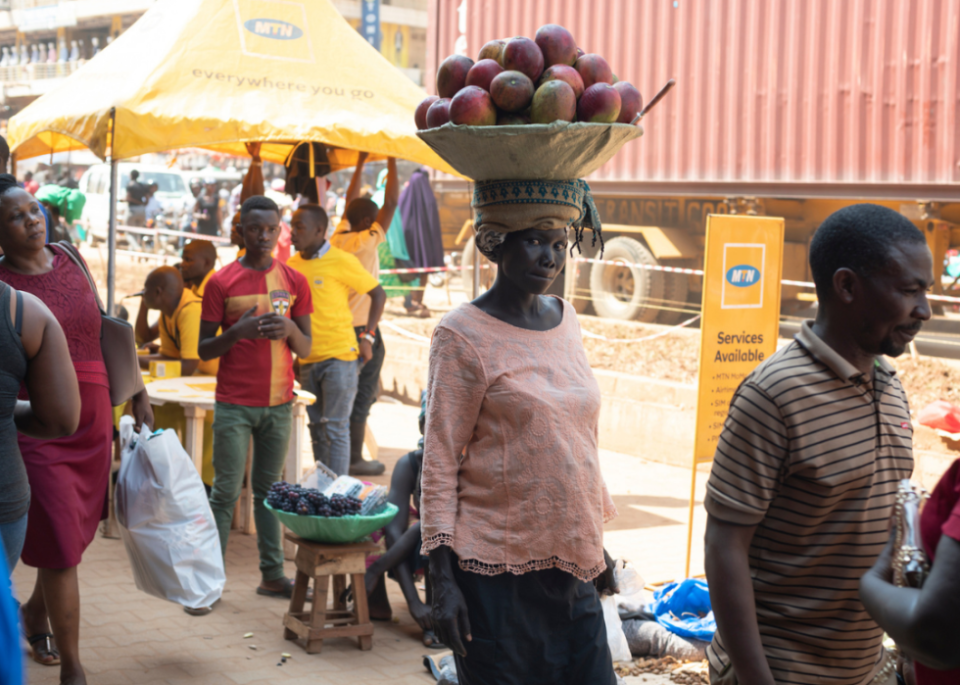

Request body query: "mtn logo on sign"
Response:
[244, 18, 303, 40]
[721, 243, 766, 309]
[725, 265, 760, 288]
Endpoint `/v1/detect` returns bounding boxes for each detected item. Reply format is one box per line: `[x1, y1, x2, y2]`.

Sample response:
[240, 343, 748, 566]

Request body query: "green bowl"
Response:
[264, 501, 398, 544]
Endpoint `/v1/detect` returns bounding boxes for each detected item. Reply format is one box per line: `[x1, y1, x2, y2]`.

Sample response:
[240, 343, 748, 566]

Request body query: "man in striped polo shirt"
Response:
[704, 204, 933, 685]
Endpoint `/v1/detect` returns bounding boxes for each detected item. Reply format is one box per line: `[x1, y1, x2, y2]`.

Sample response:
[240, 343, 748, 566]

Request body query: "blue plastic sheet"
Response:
[649, 578, 716, 641]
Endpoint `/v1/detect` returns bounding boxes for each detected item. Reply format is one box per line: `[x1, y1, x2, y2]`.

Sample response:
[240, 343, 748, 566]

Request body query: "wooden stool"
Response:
[282, 533, 380, 654]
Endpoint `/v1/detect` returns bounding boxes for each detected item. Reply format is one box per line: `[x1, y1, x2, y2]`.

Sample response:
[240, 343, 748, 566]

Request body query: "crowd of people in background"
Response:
[0, 134, 453, 682]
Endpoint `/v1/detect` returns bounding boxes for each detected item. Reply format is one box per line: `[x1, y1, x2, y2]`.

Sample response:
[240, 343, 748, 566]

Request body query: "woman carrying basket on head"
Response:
[421, 178, 620, 685]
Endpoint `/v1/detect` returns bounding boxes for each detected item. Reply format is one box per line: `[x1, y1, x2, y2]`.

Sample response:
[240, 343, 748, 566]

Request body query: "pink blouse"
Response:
[420, 298, 617, 582]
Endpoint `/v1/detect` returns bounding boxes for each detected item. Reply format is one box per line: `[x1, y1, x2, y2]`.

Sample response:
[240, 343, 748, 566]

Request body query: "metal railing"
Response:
[0, 60, 83, 83]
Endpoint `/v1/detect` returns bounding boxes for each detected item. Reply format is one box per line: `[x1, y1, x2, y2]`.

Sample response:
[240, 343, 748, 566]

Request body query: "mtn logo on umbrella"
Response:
[235, 0, 313, 63]
[244, 18, 303, 40]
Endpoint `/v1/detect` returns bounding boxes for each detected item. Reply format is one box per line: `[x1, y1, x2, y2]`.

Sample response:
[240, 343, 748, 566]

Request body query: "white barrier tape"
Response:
[379, 319, 431, 344]
[575, 257, 960, 305]
[380, 264, 492, 275]
[117, 224, 232, 244]
[115, 249, 179, 262]
[574, 257, 703, 276]
[580, 315, 702, 343]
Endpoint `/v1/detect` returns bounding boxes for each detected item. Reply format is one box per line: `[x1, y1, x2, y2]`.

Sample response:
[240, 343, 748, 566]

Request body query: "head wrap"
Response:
[471, 179, 602, 260]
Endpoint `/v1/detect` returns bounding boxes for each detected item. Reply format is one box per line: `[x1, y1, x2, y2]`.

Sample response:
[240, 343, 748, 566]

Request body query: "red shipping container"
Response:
[427, 0, 960, 199]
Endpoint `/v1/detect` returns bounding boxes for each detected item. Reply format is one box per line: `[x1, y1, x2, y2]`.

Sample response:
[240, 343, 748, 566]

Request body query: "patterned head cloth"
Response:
[471, 179, 602, 260]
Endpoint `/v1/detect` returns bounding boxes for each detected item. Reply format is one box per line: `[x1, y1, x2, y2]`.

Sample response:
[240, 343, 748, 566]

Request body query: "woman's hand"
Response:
[410, 598, 433, 633]
[130, 388, 154, 432]
[428, 547, 472, 656]
[594, 548, 619, 596]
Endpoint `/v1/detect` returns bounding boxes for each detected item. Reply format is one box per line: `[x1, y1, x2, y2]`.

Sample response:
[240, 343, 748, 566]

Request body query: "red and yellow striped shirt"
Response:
[201, 259, 311, 407]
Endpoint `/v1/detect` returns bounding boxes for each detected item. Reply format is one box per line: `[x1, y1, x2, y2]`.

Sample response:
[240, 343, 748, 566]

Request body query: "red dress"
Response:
[915, 459, 960, 685]
[0, 245, 113, 569]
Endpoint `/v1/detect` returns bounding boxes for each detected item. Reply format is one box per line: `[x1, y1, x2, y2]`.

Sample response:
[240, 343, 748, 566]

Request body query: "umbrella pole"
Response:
[106, 107, 118, 316]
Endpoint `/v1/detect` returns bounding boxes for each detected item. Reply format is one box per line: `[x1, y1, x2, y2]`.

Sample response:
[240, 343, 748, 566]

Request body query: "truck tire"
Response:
[657, 271, 691, 325]
[461, 235, 495, 299]
[566, 256, 593, 314]
[589, 237, 664, 322]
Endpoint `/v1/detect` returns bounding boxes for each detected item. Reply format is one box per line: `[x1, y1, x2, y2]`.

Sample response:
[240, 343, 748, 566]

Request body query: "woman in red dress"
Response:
[860, 464, 960, 683]
[0, 176, 153, 685]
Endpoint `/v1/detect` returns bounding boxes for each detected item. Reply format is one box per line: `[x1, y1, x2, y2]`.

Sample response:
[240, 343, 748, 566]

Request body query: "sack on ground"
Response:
[622, 619, 709, 661]
[115, 426, 225, 609]
[601, 594, 633, 663]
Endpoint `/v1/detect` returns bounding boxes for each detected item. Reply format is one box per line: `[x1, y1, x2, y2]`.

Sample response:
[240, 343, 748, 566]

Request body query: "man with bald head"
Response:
[180, 239, 218, 297]
[135, 265, 218, 377]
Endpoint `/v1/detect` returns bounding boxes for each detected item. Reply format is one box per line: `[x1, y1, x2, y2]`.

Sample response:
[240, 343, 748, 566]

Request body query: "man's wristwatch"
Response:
[359, 329, 376, 345]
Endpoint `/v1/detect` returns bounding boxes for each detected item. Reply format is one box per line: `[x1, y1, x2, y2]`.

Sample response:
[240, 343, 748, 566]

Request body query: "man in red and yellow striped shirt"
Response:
[199, 196, 312, 605]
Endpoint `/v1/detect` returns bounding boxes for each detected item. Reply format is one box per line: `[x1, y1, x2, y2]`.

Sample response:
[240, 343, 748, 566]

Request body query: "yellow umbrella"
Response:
[8, 0, 452, 171]
[7, 0, 456, 311]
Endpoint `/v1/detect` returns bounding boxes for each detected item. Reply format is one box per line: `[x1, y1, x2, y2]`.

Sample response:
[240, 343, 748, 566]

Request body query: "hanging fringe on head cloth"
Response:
[471, 179, 603, 259]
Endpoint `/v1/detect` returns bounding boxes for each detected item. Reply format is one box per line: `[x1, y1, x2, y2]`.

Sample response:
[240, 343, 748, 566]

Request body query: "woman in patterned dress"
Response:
[421, 179, 619, 685]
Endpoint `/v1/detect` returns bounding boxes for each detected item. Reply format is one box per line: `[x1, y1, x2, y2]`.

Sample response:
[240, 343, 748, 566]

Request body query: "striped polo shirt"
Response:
[705, 322, 913, 685]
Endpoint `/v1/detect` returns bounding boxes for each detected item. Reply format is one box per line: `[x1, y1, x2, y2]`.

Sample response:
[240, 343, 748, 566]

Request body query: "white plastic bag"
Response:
[115, 426, 225, 610]
[601, 594, 633, 663]
[615, 559, 647, 615]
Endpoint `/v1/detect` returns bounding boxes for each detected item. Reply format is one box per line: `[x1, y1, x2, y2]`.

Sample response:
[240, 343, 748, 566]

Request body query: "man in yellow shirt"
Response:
[329, 154, 397, 476]
[180, 239, 218, 297]
[135, 266, 219, 377]
[289, 204, 386, 476]
[135, 266, 220, 490]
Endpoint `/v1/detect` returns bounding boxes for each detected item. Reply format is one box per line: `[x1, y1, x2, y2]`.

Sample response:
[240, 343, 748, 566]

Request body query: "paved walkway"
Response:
[12, 400, 703, 685]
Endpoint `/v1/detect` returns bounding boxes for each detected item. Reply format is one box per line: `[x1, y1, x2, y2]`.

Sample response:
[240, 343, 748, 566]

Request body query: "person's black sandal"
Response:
[26, 633, 60, 665]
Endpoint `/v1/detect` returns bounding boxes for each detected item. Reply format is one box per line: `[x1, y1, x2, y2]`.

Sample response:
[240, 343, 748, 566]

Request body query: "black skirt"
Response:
[452, 563, 617, 685]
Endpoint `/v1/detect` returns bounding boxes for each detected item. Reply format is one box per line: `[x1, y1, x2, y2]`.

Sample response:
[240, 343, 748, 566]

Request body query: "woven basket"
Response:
[265, 501, 398, 544]
[417, 121, 643, 181]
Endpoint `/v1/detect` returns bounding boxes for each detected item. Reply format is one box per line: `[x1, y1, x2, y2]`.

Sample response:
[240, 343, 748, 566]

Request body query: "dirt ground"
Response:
[380, 295, 703, 383]
[380, 297, 960, 413]
[892, 355, 960, 411]
[92, 249, 960, 410]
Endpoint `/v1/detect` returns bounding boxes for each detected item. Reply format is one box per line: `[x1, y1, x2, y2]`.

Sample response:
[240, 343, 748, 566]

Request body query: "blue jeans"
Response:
[0, 513, 27, 573]
[352, 326, 385, 424]
[301, 359, 360, 476]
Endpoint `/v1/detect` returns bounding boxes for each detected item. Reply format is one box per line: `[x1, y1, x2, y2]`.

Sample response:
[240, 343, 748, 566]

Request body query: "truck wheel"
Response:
[657, 272, 691, 325]
[565, 254, 593, 314]
[461, 235, 495, 299]
[589, 237, 664, 322]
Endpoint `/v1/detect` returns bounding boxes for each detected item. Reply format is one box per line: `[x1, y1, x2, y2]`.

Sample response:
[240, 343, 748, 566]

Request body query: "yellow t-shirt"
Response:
[329, 220, 385, 327]
[190, 268, 215, 298]
[159, 289, 219, 376]
[287, 243, 379, 364]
